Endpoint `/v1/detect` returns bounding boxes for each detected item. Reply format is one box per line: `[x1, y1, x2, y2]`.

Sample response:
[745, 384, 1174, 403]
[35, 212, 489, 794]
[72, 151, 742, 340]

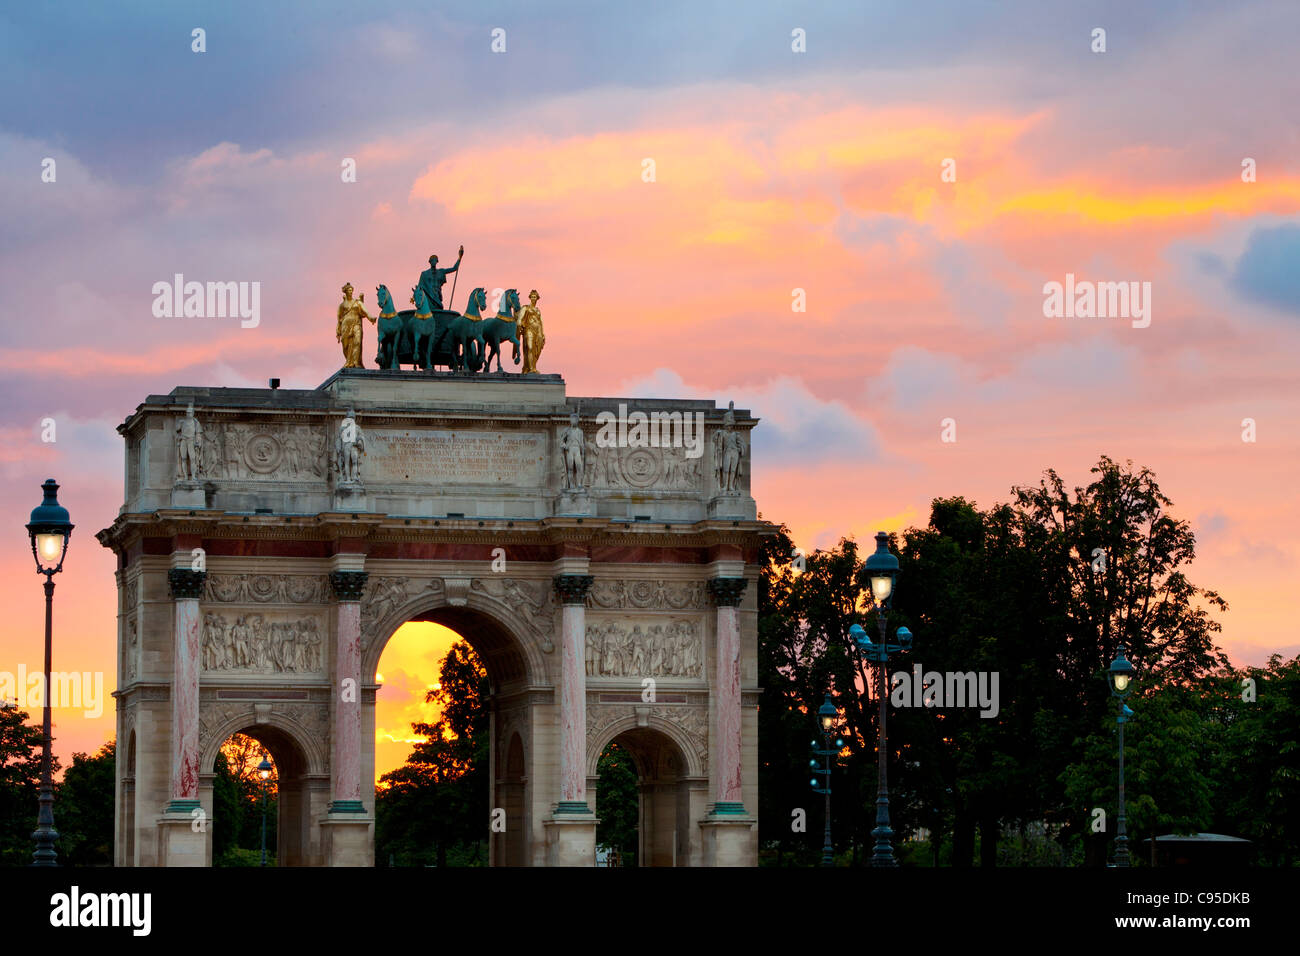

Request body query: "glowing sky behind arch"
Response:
[0, 1, 1296, 775]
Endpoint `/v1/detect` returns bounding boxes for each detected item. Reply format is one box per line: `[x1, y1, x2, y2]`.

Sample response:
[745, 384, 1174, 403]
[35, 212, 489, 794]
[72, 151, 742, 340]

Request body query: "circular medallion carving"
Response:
[250, 575, 277, 601]
[628, 580, 655, 606]
[622, 448, 660, 487]
[244, 434, 283, 474]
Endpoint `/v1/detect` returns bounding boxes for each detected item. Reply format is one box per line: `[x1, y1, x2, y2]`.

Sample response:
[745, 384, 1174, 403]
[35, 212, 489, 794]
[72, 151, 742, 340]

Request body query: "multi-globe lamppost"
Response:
[1108, 645, 1136, 868]
[848, 531, 912, 868]
[809, 693, 843, 867]
[26, 478, 74, 867]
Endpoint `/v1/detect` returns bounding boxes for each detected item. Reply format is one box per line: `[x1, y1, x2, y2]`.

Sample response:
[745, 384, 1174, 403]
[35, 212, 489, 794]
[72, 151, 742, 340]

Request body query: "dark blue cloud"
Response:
[1231, 224, 1300, 315]
[0, 0, 1241, 184]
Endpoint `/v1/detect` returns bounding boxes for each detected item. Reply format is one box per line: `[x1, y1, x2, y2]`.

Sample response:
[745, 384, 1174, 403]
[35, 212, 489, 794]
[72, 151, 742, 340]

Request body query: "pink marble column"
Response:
[553, 574, 593, 813]
[166, 569, 205, 811]
[708, 577, 748, 814]
[329, 571, 368, 813]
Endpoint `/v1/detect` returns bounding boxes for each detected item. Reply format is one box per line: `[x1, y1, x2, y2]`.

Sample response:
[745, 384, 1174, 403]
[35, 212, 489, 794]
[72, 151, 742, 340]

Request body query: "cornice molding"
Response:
[98, 511, 779, 554]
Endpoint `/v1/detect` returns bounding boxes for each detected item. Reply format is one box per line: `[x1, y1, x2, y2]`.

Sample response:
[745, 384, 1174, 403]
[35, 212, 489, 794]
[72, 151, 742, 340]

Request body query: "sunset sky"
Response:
[2, 1, 1297, 780]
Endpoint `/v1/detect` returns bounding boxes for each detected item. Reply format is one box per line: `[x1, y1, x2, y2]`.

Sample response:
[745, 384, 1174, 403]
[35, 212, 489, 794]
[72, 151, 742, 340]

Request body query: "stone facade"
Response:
[98, 369, 768, 866]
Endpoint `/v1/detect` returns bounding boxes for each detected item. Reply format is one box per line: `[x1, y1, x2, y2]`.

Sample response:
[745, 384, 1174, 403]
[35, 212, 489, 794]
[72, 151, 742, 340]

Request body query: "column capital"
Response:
[708, 576, 748, 608]
[330, 570, 369, 602]
[167, 568, 206, 600]
[553, 574, 594, 605]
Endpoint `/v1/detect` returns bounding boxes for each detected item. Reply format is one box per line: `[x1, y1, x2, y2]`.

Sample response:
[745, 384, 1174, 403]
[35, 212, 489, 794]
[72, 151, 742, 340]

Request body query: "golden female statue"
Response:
[336, 282, 374, 369]
[517, 289, 546, 374]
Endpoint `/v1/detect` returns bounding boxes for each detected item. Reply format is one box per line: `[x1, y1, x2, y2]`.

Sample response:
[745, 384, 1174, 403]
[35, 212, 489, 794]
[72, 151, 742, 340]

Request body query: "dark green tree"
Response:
[377, 640, 489, 866]
[1213, 654, 1300, 864]
[757, 525, 889, 864]
[893, 498, 1050, 867]
[211, 750, 244, 863]
[0, 705, 59, 866]
[595, 742, 639, 865]
[1017, 457, 1229, 864]
[757, 457, 1236, 867]
[1061, 685, 1215, 866]
[210, 734, 277, 865]
[55, 740, 115, 866]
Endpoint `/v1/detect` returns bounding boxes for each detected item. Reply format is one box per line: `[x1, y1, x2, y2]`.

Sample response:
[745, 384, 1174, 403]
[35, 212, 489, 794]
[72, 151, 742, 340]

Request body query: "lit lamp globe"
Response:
[818, 694, 837, 732]
[258, 755, 273, 781]
[1108, 648, 1135, 698]
[863, 532, 899, 608]
[27, 479, 73, 575]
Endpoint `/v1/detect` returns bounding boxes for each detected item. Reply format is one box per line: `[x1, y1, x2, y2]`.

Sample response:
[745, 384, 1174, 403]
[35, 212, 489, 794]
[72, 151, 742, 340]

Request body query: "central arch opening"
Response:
[595, 727, 692, 867]
[369, 601, 537, 867]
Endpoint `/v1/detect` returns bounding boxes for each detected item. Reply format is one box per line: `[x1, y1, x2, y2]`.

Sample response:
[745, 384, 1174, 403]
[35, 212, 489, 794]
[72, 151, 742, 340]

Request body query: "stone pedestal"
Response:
[543, 815, 598, 867]
[699, 814, 756, 867]
[708, 493, 756, 519]
[555, 490, 594, 516]
[170, 482, 204, 509]
[334, 483, 367, 512]
[321, 813, 373, 866]
[157, 807, 208, 867]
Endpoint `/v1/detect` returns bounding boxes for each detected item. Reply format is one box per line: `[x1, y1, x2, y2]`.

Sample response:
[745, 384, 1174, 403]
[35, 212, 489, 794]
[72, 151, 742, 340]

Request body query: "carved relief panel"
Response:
[200, 611, 326, 674]
[197, 421, 329, 481]
[586, 578, 707, 610]
[585, 618, 703, 679]
[583, 443, 704, 492]
[205, 573, 331, 604]
[121, 575, 139, 683]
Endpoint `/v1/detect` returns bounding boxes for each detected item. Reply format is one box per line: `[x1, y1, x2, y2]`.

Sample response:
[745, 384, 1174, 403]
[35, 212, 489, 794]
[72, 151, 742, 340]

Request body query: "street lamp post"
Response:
[850, 531, 913, 868]
[1108, 645, 1136, 868]
[26, 478, 73, 867]
[258, 753, 273, 866]
[809, 693, 843, 867]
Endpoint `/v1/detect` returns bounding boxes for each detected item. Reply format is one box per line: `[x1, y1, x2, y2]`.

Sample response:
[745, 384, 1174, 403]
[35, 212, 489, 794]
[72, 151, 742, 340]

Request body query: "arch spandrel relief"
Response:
[356, 575, 556, 670]
[586, 704, 708, 777]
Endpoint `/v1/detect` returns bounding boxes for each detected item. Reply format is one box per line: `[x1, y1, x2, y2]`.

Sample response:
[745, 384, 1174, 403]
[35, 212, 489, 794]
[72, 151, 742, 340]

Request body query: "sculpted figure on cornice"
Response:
[176, 403, 205, 482]
[335, 409, 366, 485]
[712, 401, 747, 496]
[558, 410, 586, 492]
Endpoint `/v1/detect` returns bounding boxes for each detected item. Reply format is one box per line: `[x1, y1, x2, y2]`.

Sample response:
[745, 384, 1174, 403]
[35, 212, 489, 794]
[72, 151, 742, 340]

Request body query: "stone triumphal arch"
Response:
[98, 370, 770, 866]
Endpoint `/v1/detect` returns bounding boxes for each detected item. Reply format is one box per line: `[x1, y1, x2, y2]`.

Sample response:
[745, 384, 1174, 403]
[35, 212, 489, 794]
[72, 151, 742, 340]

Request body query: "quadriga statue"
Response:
[372, 284, 487, 372]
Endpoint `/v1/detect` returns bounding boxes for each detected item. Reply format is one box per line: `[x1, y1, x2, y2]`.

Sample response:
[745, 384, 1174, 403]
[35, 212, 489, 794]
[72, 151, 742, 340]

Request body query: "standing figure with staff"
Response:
[417, 245, 464, 311]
